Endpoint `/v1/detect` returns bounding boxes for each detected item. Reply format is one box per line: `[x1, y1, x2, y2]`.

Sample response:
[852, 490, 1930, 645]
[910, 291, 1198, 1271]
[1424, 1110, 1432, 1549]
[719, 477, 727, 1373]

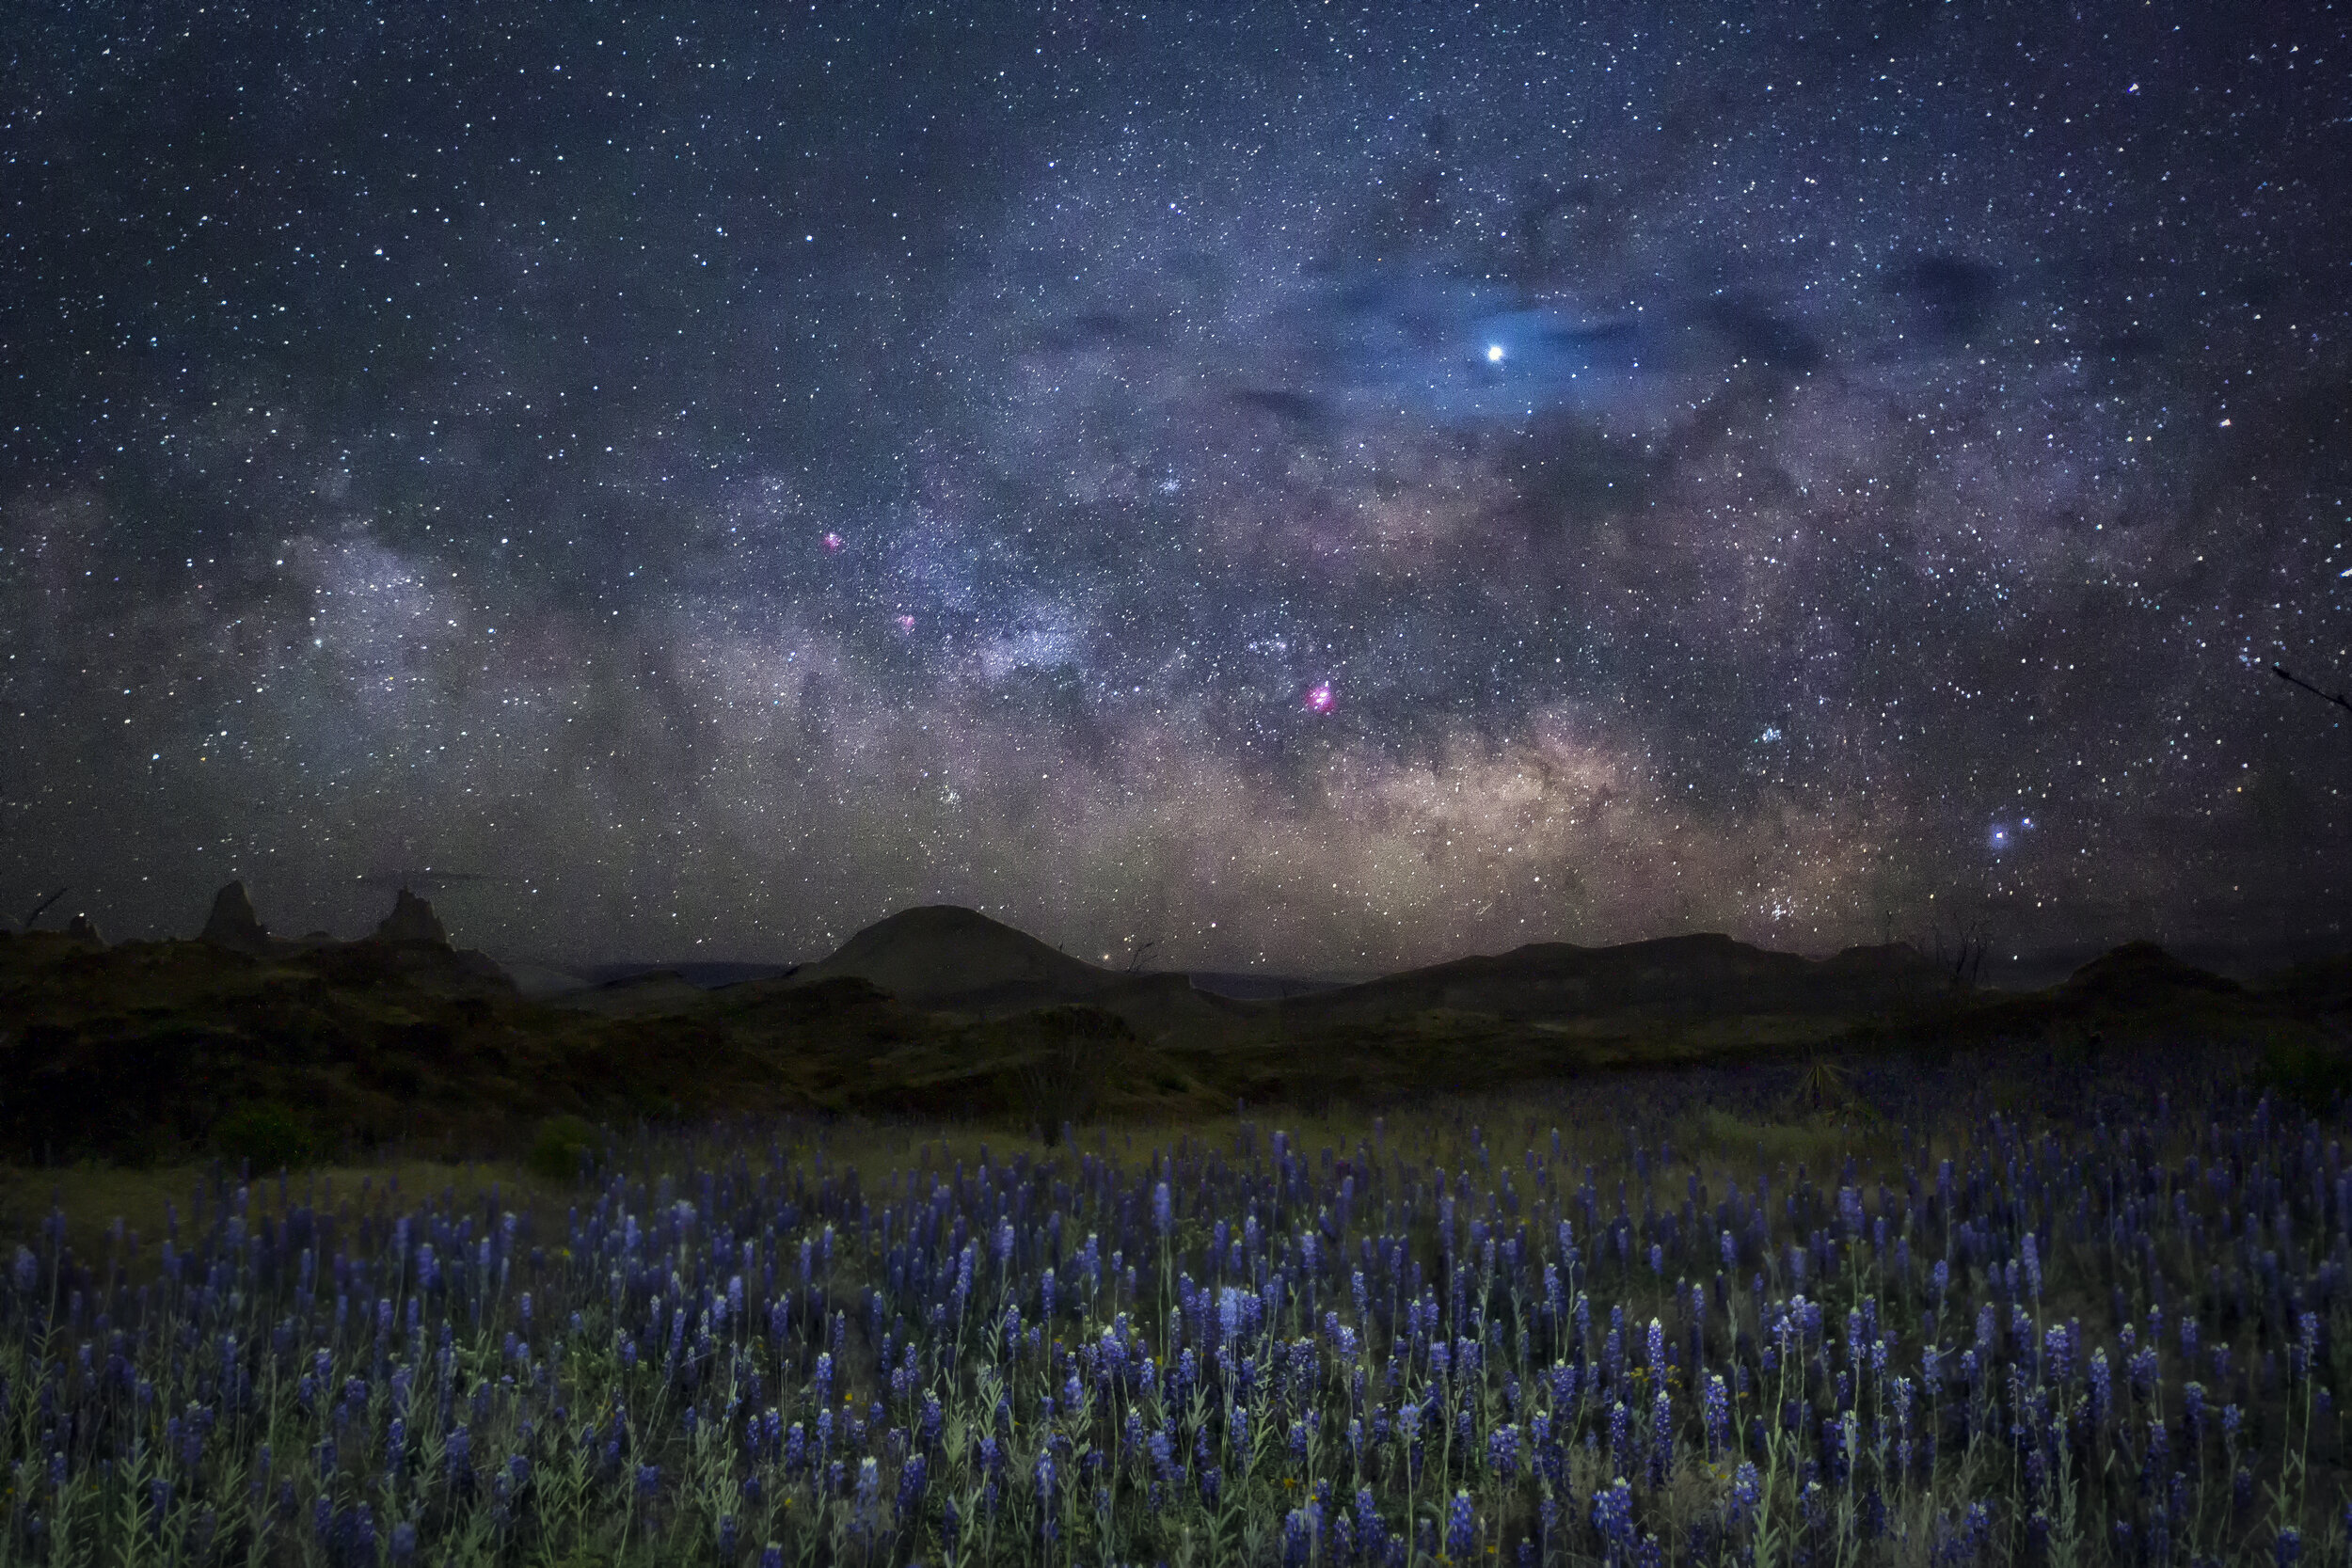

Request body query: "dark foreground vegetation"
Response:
[6, 1031, 2352, 1564]
[11, 899, 2352, 1563]
[6, 895, 2352, 1168]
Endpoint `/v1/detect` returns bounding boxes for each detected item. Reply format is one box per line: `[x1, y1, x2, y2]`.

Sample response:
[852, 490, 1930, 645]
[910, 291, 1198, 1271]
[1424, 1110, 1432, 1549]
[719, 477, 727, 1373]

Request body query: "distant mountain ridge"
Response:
[1277, 932, 1947, 1027]
[787, 907, 1948, 1029]
[6, 889, 2350, 1164]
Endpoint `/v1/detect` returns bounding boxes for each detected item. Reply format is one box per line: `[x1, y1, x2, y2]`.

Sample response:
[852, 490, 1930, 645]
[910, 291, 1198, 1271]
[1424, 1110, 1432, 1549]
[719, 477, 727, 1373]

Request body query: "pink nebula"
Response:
[1303, 681, 1336, 714]
[820, 531, 844, 552]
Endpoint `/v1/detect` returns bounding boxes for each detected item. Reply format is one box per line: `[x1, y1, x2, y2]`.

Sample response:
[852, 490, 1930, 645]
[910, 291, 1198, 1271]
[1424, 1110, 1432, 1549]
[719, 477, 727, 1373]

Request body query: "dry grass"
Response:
[0, 1155, 562, 1266]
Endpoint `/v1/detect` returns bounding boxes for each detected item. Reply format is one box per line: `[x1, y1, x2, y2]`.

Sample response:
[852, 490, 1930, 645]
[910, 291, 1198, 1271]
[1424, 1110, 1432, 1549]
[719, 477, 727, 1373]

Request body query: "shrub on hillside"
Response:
[210, 1101, 314, 1171]
[527, 1113, 601, 1184]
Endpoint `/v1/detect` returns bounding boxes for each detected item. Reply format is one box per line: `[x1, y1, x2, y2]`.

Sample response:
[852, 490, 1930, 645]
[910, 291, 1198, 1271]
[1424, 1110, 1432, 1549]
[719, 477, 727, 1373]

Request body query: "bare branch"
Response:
[2273, 664, 2352, 717]
[18, 887, 67, 931]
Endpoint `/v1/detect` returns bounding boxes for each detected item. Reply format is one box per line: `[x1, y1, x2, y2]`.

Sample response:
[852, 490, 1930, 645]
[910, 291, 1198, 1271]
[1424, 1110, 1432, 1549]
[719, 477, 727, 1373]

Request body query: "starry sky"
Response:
[4, 1, 2349, 976]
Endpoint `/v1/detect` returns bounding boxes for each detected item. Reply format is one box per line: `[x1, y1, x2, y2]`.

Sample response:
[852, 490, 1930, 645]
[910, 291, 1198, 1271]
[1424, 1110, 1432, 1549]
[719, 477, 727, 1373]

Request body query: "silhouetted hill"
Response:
[1086, 971, 1264, 1050]
[1275, 932, 1947, 1028]
[2258, 952, 2352, 1017]
[2058, 940, 2242, 1005]
[789, 906, 1122, 1014]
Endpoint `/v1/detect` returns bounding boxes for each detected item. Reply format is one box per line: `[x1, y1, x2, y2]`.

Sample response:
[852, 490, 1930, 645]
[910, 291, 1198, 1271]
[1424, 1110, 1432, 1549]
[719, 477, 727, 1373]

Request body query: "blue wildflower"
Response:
[1486, 1422, 1519, 1481]
[1728, 1461, 1761, 1528]
[1593, 1477, 1635, 1558]
[1446, 1490, 1479, 1560]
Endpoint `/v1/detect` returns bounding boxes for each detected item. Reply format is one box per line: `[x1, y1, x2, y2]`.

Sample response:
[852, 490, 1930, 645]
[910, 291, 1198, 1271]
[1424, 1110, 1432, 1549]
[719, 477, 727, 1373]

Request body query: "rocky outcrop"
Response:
[375, 888, 451, 946]
[63, 913, 103, 944]
[199, 881, 270, 954]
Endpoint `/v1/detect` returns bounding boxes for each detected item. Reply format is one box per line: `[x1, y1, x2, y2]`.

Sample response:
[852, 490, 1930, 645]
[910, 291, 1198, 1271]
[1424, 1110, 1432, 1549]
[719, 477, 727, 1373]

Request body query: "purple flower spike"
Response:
[1446, 1490, 1479, 1560]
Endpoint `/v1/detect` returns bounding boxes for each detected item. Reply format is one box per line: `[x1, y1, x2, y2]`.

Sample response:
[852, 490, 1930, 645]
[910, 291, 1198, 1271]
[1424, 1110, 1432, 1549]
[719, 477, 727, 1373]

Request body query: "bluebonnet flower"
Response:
[1147, 1425, 1175, 1482]
[2045, 1322, 2072, 1386]
[1838, 1186, 1866, 1237]
[1446, 1490, 1478, 1560]
[1486, 1423, 1519, 1481]
[1650, 1388, 1673, 1487]
[1283, 1507, 1313, 1567]
[1703, 1373, 1730, 1457]
[1727, 1461, 1761, 1528]
[1593, 1478, 1635, 1559]
[1357, 1486, 1384, 1555]
[1153, 1182, 1173, 1237]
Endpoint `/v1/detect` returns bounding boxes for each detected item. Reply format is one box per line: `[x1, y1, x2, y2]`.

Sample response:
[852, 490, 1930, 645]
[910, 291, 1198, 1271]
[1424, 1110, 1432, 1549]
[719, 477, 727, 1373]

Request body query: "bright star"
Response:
[1486, 344, 1505, 363]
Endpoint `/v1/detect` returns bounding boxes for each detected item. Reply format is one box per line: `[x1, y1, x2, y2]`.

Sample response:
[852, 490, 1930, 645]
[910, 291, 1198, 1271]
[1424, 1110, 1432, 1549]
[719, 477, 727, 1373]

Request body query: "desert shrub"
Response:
[2256, 1035, 2352, 1113]
[209, 1101, 314, 1171]
[1004, 1004, 1129, 1143]
[527, 1113, 601, 1184]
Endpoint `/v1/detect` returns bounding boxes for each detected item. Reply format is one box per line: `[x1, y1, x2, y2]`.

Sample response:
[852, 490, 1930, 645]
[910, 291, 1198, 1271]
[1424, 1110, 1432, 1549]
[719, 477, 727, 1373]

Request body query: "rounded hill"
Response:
[789, 906, 1120, 1015]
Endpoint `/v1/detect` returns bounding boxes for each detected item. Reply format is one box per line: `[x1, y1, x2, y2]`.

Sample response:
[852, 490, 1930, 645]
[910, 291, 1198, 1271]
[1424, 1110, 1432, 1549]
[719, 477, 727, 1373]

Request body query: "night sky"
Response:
[5, 3, 2349, 976]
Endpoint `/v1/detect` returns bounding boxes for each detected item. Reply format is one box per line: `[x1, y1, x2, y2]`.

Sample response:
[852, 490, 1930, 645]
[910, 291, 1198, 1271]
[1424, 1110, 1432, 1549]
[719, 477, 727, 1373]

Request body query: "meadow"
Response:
[1, 1037, 2344, 1566]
